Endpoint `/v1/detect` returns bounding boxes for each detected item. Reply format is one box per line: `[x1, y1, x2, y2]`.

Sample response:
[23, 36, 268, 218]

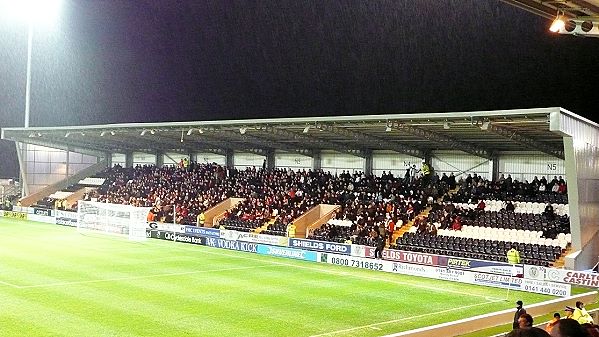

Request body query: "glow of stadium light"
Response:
[549, 10, 565, 33]
[0, 0, 62, 25]
[1, 0, 62, 129]
[187, 128, 193, 136]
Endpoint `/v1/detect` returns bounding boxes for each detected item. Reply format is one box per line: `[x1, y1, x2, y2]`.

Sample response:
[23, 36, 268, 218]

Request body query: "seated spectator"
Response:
[451, 215, 462, 231]
[544, 204, 555, 221]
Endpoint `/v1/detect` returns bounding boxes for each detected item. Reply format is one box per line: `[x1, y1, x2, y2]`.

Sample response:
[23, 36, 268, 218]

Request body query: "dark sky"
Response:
[1, 1, 598, 178]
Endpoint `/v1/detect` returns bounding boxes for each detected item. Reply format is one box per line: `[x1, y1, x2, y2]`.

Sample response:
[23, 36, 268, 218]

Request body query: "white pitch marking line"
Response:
[0, 279, 20, 288]
[16, 264, 285, 289]
[308, 299, 504, 337]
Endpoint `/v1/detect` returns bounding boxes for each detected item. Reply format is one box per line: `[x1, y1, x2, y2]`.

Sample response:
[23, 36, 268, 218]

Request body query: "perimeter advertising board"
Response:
[524, 265, 599, 287]
[32, 207, 52, 217]
[204, 236, 258, 253]
[220, 229, 288, 246]
[55, 210, 78, 227]
[257, 245, 318, 261]
[3, 211, 27, 220]
[146, 222, 185, 233]
[184, 226, 220, 238]
[357, 246, 521, 276]
[146, 229, 205, 245]
[289, 238, 351, 255]
[321, 253, 571, 296]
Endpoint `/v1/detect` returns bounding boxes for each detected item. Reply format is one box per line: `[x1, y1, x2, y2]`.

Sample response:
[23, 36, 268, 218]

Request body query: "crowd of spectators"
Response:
[90, 163, 449, 239]
[448, 173, 568, 204]
[86, 162, 569, 256]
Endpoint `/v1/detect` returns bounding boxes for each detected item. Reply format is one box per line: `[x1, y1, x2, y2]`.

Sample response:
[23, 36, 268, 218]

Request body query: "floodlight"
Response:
[240, 127, 247, 135]
[64, 132, 70, 138]
[550, 12, 566, 33]
[480, 121, 491, 130]
[443, 121, 450, 130]
[187, 128, 193, 136]
[303, 126, 311, 133]
[110, 131, 115, 136]
[0, 0, 63, 25]
[198, 129, 204, 134]
[100, 131, 107, 137]
[140, 130, 147, 136]
[150, 130, 155, 135]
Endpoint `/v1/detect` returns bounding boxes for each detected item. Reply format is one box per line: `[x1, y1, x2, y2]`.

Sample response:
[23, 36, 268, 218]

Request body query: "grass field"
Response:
[0, 218, 558, 337]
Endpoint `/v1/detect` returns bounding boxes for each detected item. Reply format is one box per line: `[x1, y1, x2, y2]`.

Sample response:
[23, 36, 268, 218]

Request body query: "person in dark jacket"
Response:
[514, 300, 527, 329]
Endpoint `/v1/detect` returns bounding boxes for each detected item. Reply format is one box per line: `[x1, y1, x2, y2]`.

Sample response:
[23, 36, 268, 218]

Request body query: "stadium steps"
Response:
[389, 206, 432, 245]
[551, 244, 572, 268]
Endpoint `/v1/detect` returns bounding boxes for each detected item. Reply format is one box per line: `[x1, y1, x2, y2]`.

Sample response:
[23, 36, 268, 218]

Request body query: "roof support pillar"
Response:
[156, 150, 164, 167]
[364, 150, 373, 176]
[105, 152, 113, 168]
[266, 149, 275, 170]
[491, 154, 499, 182]
[225, 149, 234, 168]
[125, 151, 134, 168]
[313, 150, 321, 171]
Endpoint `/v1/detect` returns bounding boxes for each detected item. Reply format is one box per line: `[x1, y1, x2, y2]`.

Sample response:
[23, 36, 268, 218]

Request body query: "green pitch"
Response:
[0, 218, 555, 337]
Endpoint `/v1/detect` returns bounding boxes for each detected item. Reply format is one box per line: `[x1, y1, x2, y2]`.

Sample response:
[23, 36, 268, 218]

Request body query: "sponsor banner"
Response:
[322, 253, 570, 296]
[12, 206, 27, 213]
[55, 210, 78, 227]
[544, 268, 599, 287]
[257, 245, 318, 261]
[471, 273, 523, 290]
[289, 238, 351, 255]
[351, 244, 367, 257]
[442, 257, 523, 277]
[147, 222, 185, 233]
[523, 265, 547, 281]
[323, 253, 385, 271]
[28, 214, 55, 224]
[26, 207, 35, 214]
[146, 229, 206, 245]
[55, 210, 77, 220]
[56, 217, 77, 227]
[185, 225, 220, 238]
[522, 278, 571, 297]
[220, 229, 288, 246]
[33, 207, 53, 217]
[204, 237, 258, 253]
[362, 247, 442, 266]
[3, 211, 28, 220]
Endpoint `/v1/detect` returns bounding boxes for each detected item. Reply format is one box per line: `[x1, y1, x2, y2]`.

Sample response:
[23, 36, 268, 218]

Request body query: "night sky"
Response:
[1, 1, 599, 178]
